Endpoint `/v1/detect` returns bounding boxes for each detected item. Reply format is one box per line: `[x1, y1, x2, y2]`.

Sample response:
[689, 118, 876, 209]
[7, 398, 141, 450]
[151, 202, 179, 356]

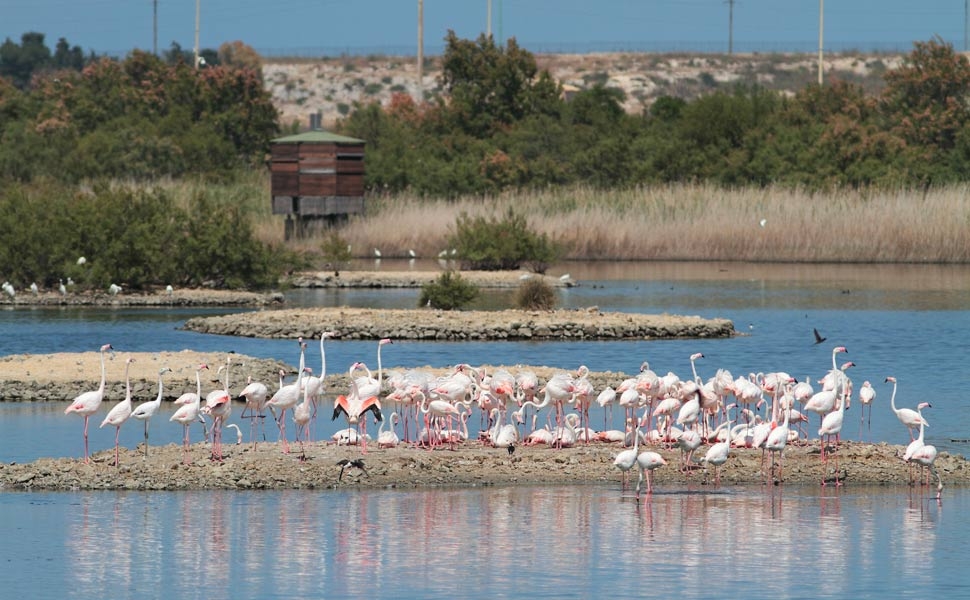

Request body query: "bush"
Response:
[449, 207, 560, 272]
[514, 278, 557, 310]
[419, 271, 479, 310]
[320, 231, 353, 276]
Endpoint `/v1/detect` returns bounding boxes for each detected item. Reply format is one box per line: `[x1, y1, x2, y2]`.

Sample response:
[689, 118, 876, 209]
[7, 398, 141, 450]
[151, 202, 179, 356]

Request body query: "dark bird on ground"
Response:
[337, 458, 368, 481]
[813, 328, 827, 345]
[507, 443, 515, 456]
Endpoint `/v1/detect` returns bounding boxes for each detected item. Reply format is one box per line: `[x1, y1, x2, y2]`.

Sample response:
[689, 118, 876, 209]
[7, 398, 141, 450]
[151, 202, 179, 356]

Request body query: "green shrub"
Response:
[320, 231, 353, 276]
[514, 277, 556, 310]
[419, 271, 479, 310]
[448, 207, 560, 272]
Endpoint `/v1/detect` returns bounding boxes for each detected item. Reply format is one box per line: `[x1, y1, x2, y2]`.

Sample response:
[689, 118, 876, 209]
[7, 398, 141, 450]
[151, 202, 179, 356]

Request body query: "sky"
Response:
[1, 0, 968, 58]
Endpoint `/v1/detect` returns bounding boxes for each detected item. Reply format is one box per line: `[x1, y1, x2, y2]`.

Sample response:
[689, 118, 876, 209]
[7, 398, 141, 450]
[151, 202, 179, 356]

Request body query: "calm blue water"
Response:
[0, 484, 959, 599]
[2, 262, 969, 598]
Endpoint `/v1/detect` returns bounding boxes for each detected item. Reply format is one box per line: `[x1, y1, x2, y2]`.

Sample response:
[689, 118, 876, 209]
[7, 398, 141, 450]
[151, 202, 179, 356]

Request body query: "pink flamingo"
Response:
[417, 390, 461, 450]
[99, 356, 135, 467]
[635, 450, 666, 500]
[64, 343, 113, 463]
[202, 356, 233, 461]
[170, 364, 208, 464]
[332, 362, 383, 453]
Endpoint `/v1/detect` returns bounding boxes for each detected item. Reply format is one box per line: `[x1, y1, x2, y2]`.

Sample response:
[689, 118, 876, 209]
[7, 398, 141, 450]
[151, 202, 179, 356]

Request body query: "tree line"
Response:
[342, 33, 970, 195]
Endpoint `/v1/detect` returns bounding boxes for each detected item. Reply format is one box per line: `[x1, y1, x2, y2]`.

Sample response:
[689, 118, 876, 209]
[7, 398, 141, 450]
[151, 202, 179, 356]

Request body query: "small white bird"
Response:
[165, 284, 174, 295]
[108, 283, 122, 295]
[29, 282, 39, 295]
[408, 249, 416, 258]
[58, 279, 67, 295]
[559, 273, 571, 281]
[3, 282, 15, 298]
[759, 218, 767, 227]
[373, 248, 382, 258]
[77, 256, 87, 265]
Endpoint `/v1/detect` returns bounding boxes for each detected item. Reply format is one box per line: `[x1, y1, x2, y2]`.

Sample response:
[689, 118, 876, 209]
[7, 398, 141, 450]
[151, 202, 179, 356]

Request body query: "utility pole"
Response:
[153, 0, 158, 56]
[487, 0, 492, 38]
[726, 0, 734, 55]
[818, 0, 824, 85]
[417, 0, 424, 100]
[193, 0, 201, 68]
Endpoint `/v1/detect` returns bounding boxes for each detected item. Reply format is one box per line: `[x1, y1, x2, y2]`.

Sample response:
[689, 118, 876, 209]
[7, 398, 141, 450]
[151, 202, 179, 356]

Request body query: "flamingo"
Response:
[886, 376, 926, 441]
[487, 407, 518, 449]
[266, 340, 307, 453]
[635, 450, 667, 499]
[858, 380, 876, 439]
[100, 357, 136, 467]
[292, 367, 314, 460]
[910, 440, 942, 498]
[596, 386, 617, 430]
[355, 338, 393, 401]
[672, 428, 702, 473]
[377, 412, 401, 448]
[301, 331, 336, 438]
[64, 343, 113, 463]
[614, 409, 647, 488]
[697, 407, 734, 486]
[238, 375, 269, 447]
[130, 366, 171, 458]
[203, 356, 233, 461]
[764, 401, 792, 483]
[332, 362, 383, 453]
[170, 365, 208, 464]
[903, 402, 931, 484]
[818, 386, 848, 486]
[417, 390, 461, 450]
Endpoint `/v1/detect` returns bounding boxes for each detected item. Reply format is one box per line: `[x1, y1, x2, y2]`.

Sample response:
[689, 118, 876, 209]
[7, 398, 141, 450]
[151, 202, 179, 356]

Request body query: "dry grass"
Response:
[257, 183, 970, 263]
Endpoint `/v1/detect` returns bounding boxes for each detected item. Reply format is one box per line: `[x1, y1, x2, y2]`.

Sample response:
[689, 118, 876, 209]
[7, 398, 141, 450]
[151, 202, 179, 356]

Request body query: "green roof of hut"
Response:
[272, 131, 365, 144]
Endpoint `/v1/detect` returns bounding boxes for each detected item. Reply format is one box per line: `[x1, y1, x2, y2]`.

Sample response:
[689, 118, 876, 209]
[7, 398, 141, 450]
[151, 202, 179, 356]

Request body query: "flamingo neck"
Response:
[98, 348, 108, 393]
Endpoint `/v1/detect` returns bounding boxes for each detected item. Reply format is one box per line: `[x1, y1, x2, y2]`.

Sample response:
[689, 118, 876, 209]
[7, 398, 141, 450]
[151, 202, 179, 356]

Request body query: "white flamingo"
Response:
[266, 340, 307, 454]
[377, 412, 401, 448]
[131, 366, 171, 458]
[64, 343, 113, 463]
[886, 376, 927, 441]
[100, 357, 136, 467]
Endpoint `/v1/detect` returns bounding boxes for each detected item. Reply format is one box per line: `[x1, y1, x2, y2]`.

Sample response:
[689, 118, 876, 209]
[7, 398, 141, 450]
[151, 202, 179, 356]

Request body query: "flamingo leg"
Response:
[182, 424, 191, 464]
[114, 426, 121, 467]
[143, 421, 150, 458]
[82, 415, 90, 463]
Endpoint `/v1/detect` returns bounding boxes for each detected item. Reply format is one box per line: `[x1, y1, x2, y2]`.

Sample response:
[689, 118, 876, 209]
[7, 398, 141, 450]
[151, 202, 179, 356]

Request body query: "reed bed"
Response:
[261, 183, 970, 263]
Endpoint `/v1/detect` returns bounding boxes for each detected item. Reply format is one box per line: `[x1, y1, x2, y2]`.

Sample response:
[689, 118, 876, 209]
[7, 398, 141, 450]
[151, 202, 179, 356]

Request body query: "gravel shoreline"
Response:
[0, 439, 964, 491]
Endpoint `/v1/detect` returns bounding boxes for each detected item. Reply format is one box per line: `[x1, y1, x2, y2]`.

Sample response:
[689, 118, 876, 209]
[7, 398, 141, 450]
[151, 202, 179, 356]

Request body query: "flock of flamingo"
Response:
[62, 336, 943, 500]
